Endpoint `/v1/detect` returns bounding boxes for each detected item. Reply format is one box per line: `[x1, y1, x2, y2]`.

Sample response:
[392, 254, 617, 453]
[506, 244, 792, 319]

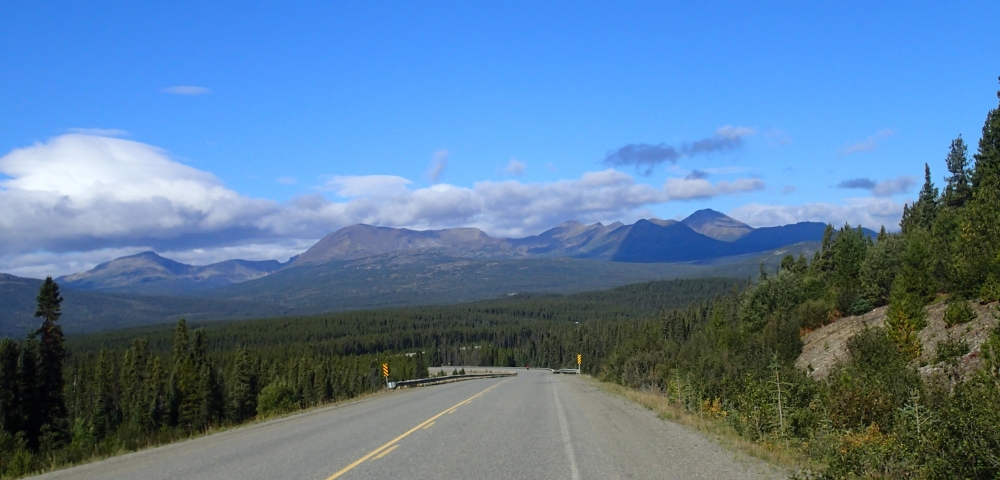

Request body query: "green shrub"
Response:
[934, 338, 970, 364]
[795, 298, 833, 330]
[943, 300, 977, 327]
[256, 381, 297, 417]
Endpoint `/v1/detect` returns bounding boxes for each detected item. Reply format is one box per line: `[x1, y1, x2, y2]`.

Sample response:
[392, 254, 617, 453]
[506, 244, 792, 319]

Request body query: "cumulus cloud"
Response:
[162, 85, 212, 95]
[0, 134, 776, 276]
[603, 125, 755, 174]
[0, 135, 279, 257]
[840, 129, 895, 155]
[426, 150, 449, 183]
[504, 158, 526, 176]
[729, 197, 905, 231]
[663, 177, 765, 200]
[836, 175, 916, 197]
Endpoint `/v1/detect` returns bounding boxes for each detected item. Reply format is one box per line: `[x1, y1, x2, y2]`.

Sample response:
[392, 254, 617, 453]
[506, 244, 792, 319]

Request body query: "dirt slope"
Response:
[796, 301, 999, 381]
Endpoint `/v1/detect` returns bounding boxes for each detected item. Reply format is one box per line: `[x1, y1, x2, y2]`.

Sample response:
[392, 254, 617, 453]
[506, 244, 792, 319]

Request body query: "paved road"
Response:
[33, 369, 783, 479]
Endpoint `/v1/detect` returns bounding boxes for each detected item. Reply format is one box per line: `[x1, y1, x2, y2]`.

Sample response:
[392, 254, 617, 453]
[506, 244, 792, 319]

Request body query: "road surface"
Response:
[33, 368, 783, 479]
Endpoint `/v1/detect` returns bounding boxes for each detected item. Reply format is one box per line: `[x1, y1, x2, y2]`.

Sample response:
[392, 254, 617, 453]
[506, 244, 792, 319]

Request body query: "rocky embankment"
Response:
[796, 300, 999, 381]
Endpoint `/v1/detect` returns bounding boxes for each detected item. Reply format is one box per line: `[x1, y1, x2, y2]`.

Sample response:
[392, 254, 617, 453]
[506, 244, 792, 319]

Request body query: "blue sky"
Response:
[1, 1, 998, 277]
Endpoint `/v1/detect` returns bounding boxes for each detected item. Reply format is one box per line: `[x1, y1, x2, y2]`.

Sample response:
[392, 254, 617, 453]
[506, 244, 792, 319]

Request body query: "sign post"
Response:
[577, 354, 582, 374]
[382, 363, 389, 390]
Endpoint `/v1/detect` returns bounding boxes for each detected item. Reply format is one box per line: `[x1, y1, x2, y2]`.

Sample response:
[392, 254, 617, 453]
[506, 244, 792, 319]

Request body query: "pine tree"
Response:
[0, 339, 21, 435]
[900, 164, 939, 233]
[415, 352, 429, 379]
[970, 78, 1000, 191]
[229, 347, 257, 423]
[34, 277, 67, 441]
[886, 283, 925, 361]
[942, 136, 972, 208]
[954, 79, 1000, 299]
[17, 338, 42, 449]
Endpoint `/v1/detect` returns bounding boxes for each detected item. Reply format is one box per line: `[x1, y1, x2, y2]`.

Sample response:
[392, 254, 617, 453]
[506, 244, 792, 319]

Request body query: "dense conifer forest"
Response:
[2, 82, 1000, 478]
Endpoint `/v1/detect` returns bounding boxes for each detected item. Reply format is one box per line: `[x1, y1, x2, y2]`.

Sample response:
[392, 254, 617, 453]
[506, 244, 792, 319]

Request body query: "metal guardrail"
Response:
[551, 368, 581, 374]
[391, 372, 517, 389]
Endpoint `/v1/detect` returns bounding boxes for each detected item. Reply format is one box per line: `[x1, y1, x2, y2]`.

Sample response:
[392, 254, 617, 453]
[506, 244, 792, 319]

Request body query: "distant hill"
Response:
[58, 251, 282, 295]
[54, 209, 847, 297]
[0, 273, 278, 337]
[1, 243, 820, 336]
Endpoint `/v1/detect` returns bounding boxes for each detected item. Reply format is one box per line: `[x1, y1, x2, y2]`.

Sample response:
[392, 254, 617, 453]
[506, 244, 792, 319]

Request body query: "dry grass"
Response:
[588, 377, 819, 474]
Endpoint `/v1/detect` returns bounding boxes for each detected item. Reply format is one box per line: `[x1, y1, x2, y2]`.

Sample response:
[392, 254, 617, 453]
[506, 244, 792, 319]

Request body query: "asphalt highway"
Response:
[33, 368, 783, 479]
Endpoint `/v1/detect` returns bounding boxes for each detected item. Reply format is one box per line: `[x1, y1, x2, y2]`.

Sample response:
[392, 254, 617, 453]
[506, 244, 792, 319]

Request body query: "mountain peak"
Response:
[681, 209, 753, 242]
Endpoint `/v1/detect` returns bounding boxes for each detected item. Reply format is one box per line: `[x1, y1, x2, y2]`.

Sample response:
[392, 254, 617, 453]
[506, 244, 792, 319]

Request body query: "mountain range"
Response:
[0, 209, 873, 335]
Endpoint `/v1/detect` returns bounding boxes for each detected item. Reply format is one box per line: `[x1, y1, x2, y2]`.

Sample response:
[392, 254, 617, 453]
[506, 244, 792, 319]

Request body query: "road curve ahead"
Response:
[33, 369, 782, 480]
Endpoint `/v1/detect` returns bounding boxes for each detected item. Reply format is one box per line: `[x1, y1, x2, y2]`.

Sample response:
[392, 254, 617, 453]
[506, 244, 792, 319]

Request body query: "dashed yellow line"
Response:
[324, 380, 505, 480]
[422, 421, 435, 430]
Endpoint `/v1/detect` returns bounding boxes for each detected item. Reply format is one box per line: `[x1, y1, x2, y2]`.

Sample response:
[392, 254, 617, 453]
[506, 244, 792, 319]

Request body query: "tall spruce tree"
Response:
[942, 135, 972, 208]
[33, 277, 67, 443]
[970, 78, 1000, 190]
[900, 164, 939, 233]
[954, 79, 1000, 299]
[17, 338, 42, 449]
[0, 339, 21, 435]
[229, 347, 257, 423]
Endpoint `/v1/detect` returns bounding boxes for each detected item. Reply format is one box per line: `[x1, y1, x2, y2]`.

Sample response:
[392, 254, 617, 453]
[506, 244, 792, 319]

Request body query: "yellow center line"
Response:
[324, 380, 506, 480]
[422, 421, 435, 430]
[372, 444, 399, 460]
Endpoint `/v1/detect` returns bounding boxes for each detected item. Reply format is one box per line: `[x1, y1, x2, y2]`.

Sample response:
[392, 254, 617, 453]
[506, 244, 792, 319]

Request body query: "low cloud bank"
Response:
[1, 134, 773, 277]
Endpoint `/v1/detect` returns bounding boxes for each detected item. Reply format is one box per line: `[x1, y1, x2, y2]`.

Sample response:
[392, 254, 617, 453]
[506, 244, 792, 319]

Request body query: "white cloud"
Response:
[427, 150, 448, 182]
[871, 176, 917, 197]
[0, 135, 778, 276]
[663, 176, 765, 200]
[504, 158, 526, 176]
[840, 129, 895, 155]
[729, 197, 905, 231]
[162, 85, 212, 95]
[0, 134, 277, 256]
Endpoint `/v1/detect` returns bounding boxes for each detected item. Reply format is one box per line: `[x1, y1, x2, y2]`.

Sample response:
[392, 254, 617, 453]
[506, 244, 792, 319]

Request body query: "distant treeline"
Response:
[0, 277, 735, 477]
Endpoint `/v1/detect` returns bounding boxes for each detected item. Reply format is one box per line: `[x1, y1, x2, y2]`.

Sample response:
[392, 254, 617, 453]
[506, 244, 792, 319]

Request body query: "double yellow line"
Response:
[325, 380, 505, 479]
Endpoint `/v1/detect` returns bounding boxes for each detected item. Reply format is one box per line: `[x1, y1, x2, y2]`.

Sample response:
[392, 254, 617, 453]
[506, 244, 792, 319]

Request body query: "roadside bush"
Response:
[257, 381, 297, 417]
[826, 328, 920, 432]
[943, 299, 977, 327]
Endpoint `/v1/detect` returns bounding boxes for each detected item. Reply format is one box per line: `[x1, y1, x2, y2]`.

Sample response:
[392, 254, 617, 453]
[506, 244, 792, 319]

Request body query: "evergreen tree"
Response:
[17, 338, 42, 449]
[229, 347, 257, 423]
[970, 78, 1000, 191]
[34, 277, 67, 441]
[414, 352, 429, 379]
[900, 164, 939, 233]
[942, 135, 972, 208]
[0, 339, 21, 435]
[169, 319, 199, 428]
[954, 80, 1000, 299]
